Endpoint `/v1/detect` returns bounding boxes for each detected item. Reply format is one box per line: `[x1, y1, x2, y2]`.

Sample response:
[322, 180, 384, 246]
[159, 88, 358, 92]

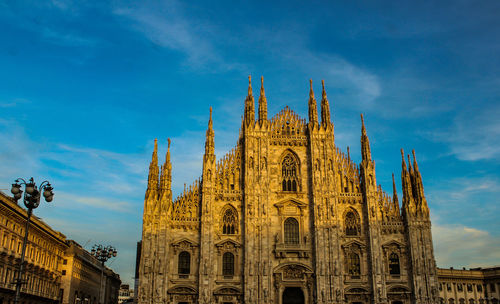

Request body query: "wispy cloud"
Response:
[289, 51, 381, 109]
[427, 176, 500, 235]
[113, 1, 245, 72]
[55, 192, 135, 212]
[41, 27, 99, 47]
[431, 104, 500, 161]
[0, 98, 30, 108]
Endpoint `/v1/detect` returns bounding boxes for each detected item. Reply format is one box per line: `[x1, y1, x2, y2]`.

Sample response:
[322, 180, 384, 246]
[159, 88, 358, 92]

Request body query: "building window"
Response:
[467, 284, 473, 292]
[389, 253, 400, 275]
[447, 284, 452, 292]
[178, 251, 190, 275]
[490, 283, 496, 292]
[284, 217, 299, 245]
[345, 211, 360, 236]
[282, 154, 298, 192]
[222, 252, 234, 276]
[439, 283, 443, 291]
[470, 299, 476, 304]
[477, 284, 482, 292]
[348, 252, 360, 276]
[62, 270, 66, 276]
[222, 208, 237, 235]
[457, 283, 463, 292]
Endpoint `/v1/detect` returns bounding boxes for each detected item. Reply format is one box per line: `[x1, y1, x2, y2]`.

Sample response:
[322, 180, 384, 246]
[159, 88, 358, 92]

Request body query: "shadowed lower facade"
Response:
[137, 77, 439, 304]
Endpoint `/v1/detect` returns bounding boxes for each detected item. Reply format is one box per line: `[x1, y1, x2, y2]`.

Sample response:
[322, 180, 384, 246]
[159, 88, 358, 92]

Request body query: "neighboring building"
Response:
[137, 78, 439, 304]
[0, 190, 67, 304]
[102, 270, 120, 304]
[0, 191, 121, 304]
[437, 267, 500, 304]
[60, 241, 121, 304]
[118, 284, 134, 304]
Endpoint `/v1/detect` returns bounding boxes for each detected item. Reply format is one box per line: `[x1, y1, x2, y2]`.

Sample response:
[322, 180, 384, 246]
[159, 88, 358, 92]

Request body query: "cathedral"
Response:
[138, 77, 439, 304]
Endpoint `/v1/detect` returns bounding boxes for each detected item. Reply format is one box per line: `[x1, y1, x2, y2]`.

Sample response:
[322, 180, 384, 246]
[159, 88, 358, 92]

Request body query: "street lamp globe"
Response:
[11, 183, 21, 195]
[25, 183, 35, 195]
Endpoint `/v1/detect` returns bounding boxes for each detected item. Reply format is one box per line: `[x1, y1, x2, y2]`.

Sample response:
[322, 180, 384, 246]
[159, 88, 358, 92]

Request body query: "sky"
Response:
[0, 0, 499, 285]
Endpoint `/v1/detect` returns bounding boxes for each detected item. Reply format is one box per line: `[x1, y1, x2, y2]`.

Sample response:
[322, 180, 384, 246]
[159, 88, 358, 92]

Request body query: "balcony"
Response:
[274, 243, 310, 259]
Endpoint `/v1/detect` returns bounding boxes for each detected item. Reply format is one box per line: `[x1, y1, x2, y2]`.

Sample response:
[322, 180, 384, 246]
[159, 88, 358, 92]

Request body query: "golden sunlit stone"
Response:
[138, 78, 439, 304]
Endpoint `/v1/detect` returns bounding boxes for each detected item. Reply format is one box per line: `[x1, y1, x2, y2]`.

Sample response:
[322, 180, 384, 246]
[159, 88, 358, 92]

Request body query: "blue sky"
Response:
[1, 0, 499, 285]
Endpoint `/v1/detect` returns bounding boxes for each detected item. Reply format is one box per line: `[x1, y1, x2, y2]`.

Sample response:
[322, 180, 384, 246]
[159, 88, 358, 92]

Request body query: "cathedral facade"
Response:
[138, 77, 439, 304]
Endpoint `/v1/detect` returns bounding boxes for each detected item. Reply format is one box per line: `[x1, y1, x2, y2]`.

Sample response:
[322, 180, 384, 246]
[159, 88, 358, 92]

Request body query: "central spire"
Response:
[258, 76, 267, 125]
[244, 75, 255, 126]
[308, 79, 319, 127]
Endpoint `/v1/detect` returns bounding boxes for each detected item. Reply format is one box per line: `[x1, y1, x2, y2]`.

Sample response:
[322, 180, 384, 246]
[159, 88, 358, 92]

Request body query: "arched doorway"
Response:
[282, 287, 304, 304]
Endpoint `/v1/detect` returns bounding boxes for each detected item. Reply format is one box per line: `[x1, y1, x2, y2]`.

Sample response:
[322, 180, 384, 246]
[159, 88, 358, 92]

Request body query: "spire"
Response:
[392, 173, 400, 216]
[205, 107, 215, 156]
[147, 139, 159, 190]
[347, 146, 351, 163]
[145, 139, 160, 216]
[258, 76, 268, 125]
[320, 80, 331, 127]
[412, 149, 429, 217]
[401, 149, 415, 215]
[308, 79, 319, 127]
[160, 139, 173, 213]
[244, 75, 255, 126]
[412, 149, 420, 174]
[360, 114, 372, 162]
[160, 139, 171, 189]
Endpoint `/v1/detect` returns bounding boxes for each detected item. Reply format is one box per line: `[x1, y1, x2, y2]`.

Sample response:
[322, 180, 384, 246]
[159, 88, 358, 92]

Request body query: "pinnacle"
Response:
[248, 75, 252, 96]
[309, 79, 314, 99]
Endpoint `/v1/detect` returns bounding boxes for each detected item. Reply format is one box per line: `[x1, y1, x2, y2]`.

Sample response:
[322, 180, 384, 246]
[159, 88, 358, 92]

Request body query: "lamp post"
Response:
[90, 244, 117, 304]
[10, 177, 54, 304]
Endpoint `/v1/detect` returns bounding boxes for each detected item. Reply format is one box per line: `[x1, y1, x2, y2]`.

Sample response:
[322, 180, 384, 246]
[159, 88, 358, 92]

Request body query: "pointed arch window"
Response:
[282, 154, 298, 192]
[178, 251, 190, 275]
[222, 252, 235, 276]
[222, 207, 237, 235]
[284, 217, 299, 245]
[389, 252, 400, 275]
[348, 252, 360, 276]
[345, 211, 360, 236]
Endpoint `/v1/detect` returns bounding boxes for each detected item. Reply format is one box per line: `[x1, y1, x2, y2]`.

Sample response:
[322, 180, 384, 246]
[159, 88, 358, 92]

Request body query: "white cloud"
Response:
[433, 222, 500, 268]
